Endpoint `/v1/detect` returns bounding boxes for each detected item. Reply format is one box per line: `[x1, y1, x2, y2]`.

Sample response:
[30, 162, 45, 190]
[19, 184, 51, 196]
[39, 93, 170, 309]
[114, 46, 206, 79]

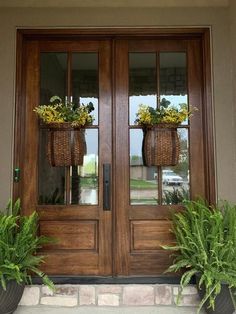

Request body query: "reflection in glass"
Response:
[162, 128, 190, 205]
[38, 129, 65, 205]
[130, 129, 158, 205]
[72, 53, 98, 125]
[38, 53, 67, 205]
[129, 53, 157, 125]
[40, 53, 67, 102]
[71, 129, 98, 205]
[159, 52, 188, 125]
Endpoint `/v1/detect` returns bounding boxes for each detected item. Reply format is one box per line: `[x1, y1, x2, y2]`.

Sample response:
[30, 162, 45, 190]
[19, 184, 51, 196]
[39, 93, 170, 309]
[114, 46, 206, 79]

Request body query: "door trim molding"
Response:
[17, 26, 210, 38]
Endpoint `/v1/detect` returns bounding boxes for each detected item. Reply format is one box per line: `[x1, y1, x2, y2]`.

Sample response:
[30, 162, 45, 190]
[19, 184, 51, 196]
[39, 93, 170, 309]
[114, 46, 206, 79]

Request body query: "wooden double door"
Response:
[16, 31, 212, 277]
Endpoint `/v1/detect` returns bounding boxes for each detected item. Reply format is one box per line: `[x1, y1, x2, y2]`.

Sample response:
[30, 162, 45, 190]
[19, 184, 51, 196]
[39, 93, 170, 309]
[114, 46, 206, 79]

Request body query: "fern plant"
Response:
[163, 198, 236, 313]
[0, 200, 54, 291]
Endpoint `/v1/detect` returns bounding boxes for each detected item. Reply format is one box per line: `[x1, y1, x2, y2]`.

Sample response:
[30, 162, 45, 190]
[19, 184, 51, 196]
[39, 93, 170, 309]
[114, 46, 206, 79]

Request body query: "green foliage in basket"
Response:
[34, 95, 94, 127]
[0, 199, 55, 291]
[135, 98, 195, 126]
[163, 198, 236, 313]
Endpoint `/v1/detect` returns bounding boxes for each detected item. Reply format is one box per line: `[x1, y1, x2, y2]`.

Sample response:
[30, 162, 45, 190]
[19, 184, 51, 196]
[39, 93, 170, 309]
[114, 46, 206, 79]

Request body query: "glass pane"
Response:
[70, 129, 98, 205]
[159, 52, 188, 125]
[129, 53, 157, 125]
[130, 129, 158, 205]
[38, 53, 67, 205]
[162, 128, 190, 205]
[38, 130, 65, 205]
[72, 53, 98, 125]
[40, 53, 67, 102]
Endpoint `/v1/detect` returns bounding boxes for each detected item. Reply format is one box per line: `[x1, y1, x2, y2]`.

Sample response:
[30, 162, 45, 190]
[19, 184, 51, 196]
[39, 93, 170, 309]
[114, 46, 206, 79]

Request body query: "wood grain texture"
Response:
[40, 220, 98, 250]
[98, 40, 113, 275]
[114, 40, 130, 276]
[130, 252, 175, 275]
[37, 206, 99, 220]
[129, 205, 183, 219]
[21, 41, 39, 216]
[131, 220, 175, 251]
[201, 29, 216, 205]
[40, 252, 99, 275]
[13, 32, 24, 200]
[188, 39, 206, 199]
[19, 28, 209, 38]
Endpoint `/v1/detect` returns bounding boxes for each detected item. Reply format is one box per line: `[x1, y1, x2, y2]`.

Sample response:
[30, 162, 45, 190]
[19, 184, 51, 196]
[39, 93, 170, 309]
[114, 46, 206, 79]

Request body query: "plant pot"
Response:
[196, 274, 235, 314]
[142, 124, 180, 167]
[0, 281, 25, 314]
[45, 123, 86, 167]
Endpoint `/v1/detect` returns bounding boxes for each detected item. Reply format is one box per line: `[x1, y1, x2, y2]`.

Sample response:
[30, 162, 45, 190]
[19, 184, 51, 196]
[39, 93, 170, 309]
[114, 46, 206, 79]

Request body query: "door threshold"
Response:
[32, 276, 194, 285]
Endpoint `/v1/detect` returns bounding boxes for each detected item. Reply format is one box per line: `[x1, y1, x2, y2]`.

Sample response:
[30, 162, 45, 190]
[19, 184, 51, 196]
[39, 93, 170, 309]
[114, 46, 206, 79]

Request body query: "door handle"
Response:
[103, 164, 111, 211]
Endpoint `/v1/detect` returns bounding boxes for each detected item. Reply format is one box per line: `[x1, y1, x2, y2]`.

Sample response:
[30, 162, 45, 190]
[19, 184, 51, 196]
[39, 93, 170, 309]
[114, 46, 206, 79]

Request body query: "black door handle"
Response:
[103, 164, 111, 211]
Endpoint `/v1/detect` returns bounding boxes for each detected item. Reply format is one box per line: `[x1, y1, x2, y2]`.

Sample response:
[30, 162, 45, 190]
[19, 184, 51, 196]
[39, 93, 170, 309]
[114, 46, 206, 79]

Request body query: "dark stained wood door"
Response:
[114, 39, 207, 275]
[20, 40, 113, 275]
[16, 31, 213, 277]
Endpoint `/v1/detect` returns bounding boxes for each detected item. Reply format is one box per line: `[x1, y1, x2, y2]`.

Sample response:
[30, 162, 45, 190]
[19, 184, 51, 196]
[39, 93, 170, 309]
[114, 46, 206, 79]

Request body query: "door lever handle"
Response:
[103, 164, 111, 211]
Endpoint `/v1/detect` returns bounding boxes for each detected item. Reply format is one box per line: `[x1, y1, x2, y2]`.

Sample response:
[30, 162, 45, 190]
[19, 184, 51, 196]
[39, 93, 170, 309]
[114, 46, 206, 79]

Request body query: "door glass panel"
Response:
[130, 129, 158, 205]
[70, 129, 99, 205]
[129, 53, 157, 125]
[160, 52, 188, 125]
[40, 53, 67, 101]
[38, 129, 66, 205]
[38, 53, 67, 205]
[162, 128, 190, 204]
[72, 53, 98, 125]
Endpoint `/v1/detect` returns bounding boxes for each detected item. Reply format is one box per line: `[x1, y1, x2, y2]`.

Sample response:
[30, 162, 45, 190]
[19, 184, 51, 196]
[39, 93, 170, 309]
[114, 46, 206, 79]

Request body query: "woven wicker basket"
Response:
[46, 123, 86, 167]
[143, 123, 180, 167]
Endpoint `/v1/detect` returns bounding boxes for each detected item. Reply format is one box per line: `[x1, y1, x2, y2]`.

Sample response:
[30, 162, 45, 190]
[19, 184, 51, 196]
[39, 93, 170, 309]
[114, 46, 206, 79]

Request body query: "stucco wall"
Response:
[230, 0, 236, 134]
[0, 7, 235, 208]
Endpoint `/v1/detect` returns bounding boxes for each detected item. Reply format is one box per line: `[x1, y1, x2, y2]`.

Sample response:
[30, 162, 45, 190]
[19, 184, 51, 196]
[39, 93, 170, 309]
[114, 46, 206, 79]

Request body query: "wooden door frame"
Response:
[14, 27, 215, 282]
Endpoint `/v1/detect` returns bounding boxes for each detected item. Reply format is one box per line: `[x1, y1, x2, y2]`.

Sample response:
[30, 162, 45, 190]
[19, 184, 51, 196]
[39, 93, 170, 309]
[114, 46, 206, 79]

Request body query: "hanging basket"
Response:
[45, 122, 86, 167]
[142, 123, 180, 167]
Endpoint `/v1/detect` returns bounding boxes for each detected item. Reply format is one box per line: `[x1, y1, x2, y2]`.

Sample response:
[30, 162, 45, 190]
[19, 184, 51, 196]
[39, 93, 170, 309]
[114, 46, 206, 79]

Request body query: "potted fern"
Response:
[163, 198, 236, 314]
[0, 200, 54, 314]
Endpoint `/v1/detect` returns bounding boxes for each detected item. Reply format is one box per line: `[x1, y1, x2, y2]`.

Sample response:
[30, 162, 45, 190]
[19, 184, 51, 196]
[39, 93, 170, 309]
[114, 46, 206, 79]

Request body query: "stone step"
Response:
[15, 284, 203, 311]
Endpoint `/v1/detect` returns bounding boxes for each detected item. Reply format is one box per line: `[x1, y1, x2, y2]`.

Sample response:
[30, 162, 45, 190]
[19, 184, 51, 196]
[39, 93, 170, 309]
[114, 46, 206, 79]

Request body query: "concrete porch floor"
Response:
[15, 306, 206, 313]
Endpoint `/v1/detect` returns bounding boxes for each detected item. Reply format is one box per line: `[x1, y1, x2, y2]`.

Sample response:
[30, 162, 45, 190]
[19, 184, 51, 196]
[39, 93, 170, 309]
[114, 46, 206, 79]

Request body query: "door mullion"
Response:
[156, 52, 163, 205]
[65, 52, 72, 205]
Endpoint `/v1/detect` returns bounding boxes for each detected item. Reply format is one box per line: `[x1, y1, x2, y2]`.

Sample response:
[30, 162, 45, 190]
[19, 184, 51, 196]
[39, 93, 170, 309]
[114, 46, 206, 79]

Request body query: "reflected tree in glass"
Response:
[130, 129, 158, 205]
[129, 53, 157, 125]
[71, 129, 99, 205]
[162, 128, 190, 205]
[38, 53, 67, 205]
[160, 52, 188, 125]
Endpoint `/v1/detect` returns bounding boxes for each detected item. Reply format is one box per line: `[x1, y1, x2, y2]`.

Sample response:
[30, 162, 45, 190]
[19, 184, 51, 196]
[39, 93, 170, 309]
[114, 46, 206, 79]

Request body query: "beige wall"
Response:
[230, 0, 236, 131]
[0, 7, 235, 207]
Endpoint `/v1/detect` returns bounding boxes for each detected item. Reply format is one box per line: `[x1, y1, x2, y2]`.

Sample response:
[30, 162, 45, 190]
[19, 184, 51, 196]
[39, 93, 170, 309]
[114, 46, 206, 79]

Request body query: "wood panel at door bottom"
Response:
[39, 252, 99, 275]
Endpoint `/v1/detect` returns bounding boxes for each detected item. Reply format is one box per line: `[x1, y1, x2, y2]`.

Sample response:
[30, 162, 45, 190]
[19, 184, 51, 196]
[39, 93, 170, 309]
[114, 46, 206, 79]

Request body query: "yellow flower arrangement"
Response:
[34, 96, 94, 127]
[136, 99, 196, 126]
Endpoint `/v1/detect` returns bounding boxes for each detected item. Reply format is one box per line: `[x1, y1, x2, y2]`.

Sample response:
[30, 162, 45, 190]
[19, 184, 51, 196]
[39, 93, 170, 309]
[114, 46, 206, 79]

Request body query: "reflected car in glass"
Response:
[162, 170, 183, 186]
